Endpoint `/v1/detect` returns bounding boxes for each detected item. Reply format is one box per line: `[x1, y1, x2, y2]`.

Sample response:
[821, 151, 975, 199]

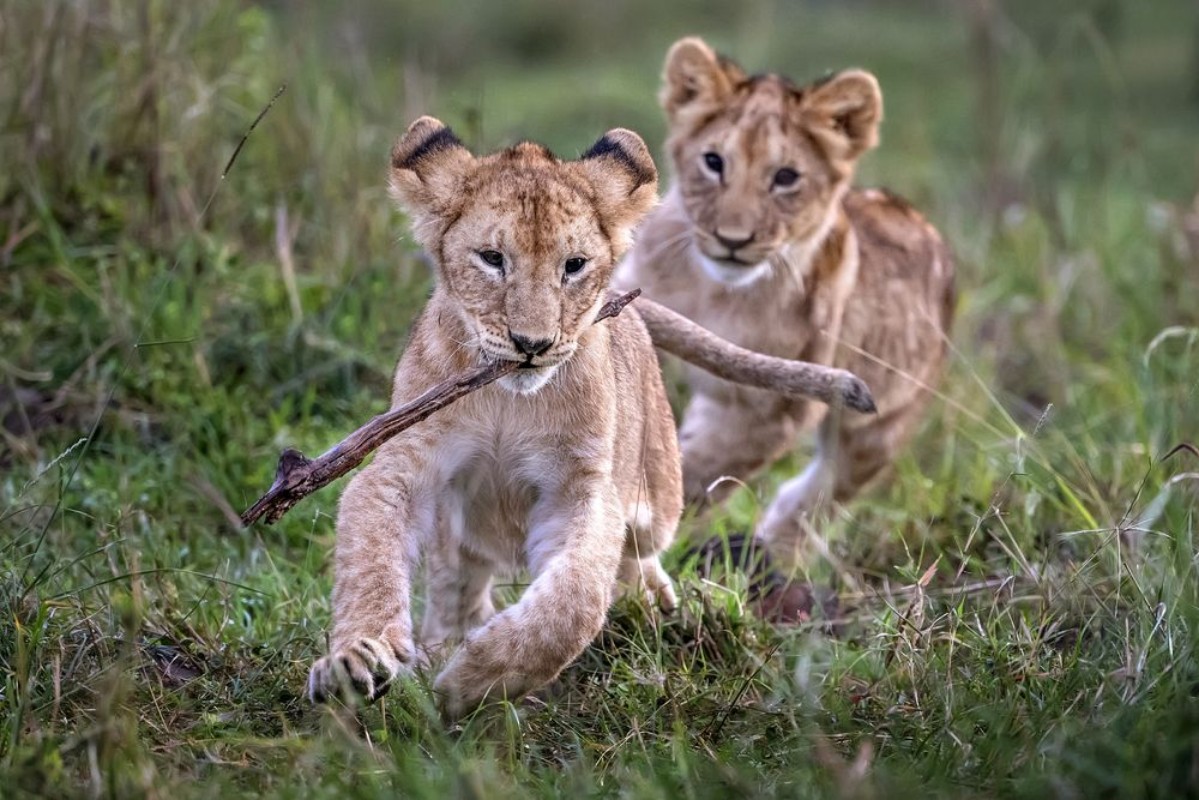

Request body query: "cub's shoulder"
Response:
[606, 304, 656, 367]
[845, 188, 942, 249]
[844, 187, 956, 321]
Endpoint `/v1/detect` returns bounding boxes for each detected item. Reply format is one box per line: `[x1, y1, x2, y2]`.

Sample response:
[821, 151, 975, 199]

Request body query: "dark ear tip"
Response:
[581, 129, 656, 189]
[589, 128, 649, 157]
[391, 117, 463, 171]
[406, 115, 445, 134]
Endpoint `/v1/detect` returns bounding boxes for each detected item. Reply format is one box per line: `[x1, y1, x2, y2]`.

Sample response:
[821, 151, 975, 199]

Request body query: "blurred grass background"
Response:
[2, 0, 1198, 797]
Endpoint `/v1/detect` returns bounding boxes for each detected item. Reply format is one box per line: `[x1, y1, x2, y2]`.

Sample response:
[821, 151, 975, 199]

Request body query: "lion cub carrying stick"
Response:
[307, 118, 871, 718]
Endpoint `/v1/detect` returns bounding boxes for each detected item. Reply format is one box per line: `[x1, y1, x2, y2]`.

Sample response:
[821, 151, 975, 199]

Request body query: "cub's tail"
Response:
[634, 297, 877, 413]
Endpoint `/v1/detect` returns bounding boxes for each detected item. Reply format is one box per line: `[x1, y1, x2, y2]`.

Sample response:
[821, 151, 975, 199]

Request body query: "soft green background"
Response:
[2, 1, 1198, 797]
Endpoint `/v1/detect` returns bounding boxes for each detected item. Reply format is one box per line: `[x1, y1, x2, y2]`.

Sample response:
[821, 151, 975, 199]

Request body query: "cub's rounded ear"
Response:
[576, 129, 659, 243]
[801, 69, 883, 167]
[388, 116, 474, 217]
[660, 37, 742, 123]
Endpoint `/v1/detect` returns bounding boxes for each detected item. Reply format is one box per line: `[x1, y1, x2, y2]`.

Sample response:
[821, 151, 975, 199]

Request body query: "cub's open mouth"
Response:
[518, 361, 540, 370]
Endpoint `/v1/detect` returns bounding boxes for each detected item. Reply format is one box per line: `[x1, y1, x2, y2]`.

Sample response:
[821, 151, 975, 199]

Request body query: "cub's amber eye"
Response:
[773, 167, 801, 188]
[564, 257, 587, 275]
[479, 250, 505, 269]
[702, 152, 724, 174]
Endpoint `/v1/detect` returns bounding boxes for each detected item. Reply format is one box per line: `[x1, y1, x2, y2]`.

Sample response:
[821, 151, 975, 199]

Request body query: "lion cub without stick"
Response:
[306, 117, 869, 717]
[619, 38, 956, 563]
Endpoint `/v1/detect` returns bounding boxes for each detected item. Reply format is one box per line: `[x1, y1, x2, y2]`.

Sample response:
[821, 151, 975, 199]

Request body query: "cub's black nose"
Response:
[509, 332, 554, 357]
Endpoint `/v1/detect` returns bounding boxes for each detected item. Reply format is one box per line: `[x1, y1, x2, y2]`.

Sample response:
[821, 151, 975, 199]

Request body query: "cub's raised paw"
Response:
[308, 637, 410, 704]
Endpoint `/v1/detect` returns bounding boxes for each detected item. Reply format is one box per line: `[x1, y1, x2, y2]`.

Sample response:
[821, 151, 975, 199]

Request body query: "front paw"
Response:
[432, 659, 481, 720]
[433, 646, 513, 720]
[308, 636, 411, 704]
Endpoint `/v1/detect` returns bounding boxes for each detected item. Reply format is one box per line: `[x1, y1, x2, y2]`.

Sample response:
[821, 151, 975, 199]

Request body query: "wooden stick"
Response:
[634, 298, 877, 414]
[240, 286, 878, 527]
[240, 289, 642, 526]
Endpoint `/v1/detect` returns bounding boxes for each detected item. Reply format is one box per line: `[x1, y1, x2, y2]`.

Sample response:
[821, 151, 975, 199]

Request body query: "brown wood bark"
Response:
[240, 289, 641, 526]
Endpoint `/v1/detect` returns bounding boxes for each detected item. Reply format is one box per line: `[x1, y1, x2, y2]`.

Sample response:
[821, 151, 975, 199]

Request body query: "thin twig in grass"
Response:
[1161, 442, 1199, 462]
[48, 568, 266, 600]
[18, 436, 87, 496]
[1116, 457, 1162, 550]
[1113, 441, 1198, 546]
[222, 84, 287, 178]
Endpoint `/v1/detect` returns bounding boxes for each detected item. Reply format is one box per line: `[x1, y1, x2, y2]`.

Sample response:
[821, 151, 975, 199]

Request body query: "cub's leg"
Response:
[679, 393, 803, 506]
[618, 497, 679, 610]
[307, 452, 423, 704]
[433, 485, 624, 719]
[753, 426, 839, 566]
[755, 400, 927, 565]
[618, 556, 676, 611]
[419, 529, 496, 661]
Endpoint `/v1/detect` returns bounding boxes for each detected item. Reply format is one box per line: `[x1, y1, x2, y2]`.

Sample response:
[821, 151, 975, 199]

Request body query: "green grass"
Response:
[3, 0, 1198, 797]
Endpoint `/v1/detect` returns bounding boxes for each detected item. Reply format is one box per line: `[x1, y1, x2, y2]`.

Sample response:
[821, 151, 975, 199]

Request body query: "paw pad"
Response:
[308, 637, 408, 704]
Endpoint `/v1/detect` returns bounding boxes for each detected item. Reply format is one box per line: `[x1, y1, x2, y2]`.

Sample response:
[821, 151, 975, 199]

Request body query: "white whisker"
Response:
[637, 227, 694, 267]
[772, 248, 805, 295]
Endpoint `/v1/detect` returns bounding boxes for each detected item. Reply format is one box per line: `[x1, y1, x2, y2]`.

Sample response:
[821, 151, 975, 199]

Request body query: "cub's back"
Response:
[837, 188, 956, 413]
